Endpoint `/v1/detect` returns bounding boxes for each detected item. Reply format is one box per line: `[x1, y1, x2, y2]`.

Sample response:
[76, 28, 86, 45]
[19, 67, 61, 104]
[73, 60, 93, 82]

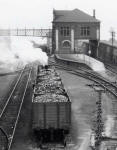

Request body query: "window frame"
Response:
[80, 26, 90, 37]
[60, 26, 70, 37]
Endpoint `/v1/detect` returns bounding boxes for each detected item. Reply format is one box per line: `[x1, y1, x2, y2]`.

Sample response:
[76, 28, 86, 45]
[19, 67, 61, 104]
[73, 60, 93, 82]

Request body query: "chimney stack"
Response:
[93, 9, 96, 18]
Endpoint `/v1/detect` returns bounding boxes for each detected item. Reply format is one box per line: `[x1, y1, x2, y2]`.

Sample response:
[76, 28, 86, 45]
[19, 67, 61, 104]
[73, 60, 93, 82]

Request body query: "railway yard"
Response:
[0, 54, 117, 150]
[0, 30, 117, 150]
[0, 2, 117, 150]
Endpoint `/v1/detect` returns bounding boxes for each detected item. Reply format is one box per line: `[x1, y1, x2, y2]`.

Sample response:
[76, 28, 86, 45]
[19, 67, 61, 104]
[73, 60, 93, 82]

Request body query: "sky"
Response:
[0, 0, 116, 40]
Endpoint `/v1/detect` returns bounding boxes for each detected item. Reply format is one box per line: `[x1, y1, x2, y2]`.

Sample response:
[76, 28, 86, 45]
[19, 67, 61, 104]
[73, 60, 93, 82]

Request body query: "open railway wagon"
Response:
[32, 65, 72, 149]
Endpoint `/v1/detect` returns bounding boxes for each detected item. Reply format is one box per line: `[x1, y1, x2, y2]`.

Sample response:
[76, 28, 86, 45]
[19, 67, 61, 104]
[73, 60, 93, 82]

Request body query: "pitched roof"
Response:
[101, 40, 117, 47]
[53, 9, 100, 23]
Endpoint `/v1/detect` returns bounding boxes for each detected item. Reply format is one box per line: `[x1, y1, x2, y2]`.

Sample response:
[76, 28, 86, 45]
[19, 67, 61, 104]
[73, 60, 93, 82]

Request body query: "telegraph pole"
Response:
[110, 30, 115, 48]
[110, 28, 115, 62]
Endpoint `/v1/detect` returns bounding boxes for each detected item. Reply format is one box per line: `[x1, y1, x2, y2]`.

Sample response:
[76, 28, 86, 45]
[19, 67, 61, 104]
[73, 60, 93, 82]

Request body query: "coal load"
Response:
[32, 65, 71, 146]
[34, 66, 65, 96]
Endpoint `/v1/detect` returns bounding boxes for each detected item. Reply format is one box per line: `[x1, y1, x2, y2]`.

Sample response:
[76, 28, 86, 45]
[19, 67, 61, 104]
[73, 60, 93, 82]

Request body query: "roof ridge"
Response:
[53, 9, 100, 23]
[54, 9, 71, 12]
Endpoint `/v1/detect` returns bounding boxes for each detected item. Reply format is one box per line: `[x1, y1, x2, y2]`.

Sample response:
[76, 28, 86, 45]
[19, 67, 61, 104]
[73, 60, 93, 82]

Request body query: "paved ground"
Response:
[57, 69, 96, 150]
[57, 68, 114, 150]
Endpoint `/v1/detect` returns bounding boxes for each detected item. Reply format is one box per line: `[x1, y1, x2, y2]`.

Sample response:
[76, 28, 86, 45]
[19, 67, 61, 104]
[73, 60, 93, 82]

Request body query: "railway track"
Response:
[49, 60, 117, 98]
[49, 59, 117, 149]
[0, 64, 32, 150]
[0, 67, 25, 77]
[0, 67, 26, 116]
[105, 63, 117, 76]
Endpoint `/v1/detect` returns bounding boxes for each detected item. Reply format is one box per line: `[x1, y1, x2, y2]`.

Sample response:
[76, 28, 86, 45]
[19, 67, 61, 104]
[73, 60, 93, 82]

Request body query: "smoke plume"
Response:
[0, 36, 48, 73]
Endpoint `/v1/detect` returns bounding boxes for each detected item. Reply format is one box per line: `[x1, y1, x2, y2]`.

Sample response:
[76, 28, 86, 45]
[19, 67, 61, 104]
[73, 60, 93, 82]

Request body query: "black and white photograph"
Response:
[0, 0, 117, 149]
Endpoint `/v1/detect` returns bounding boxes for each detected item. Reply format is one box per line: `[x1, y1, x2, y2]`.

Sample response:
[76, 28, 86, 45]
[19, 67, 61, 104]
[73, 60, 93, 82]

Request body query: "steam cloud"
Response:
[0, 36, 48, 73]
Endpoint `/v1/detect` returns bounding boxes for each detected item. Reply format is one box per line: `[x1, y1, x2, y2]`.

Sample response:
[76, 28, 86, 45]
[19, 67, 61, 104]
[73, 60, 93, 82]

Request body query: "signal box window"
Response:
[81, 27, 90, 36]
[60, 27, 70, 37]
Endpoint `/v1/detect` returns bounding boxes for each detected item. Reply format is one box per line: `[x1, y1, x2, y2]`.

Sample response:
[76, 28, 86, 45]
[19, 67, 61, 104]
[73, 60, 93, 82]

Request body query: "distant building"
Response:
[52, 9, 100, 57]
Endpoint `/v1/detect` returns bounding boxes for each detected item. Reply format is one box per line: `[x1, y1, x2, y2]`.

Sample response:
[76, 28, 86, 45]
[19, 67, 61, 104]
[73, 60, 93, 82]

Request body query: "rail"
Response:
[0, 65, 32, 150]
[8, 67, 32, 150]
[0, 66, 25, 118]
[52, 56, 117, 98]
[49, 59, 117, 150]
[49, 56, 117, 149]
[105, 63, 117, 76]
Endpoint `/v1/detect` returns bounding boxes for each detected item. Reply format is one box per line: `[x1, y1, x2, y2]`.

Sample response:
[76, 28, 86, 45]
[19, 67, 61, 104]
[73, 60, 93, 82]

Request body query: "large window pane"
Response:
[60, 26, 70, 36]
[80, 26, 90, 36]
